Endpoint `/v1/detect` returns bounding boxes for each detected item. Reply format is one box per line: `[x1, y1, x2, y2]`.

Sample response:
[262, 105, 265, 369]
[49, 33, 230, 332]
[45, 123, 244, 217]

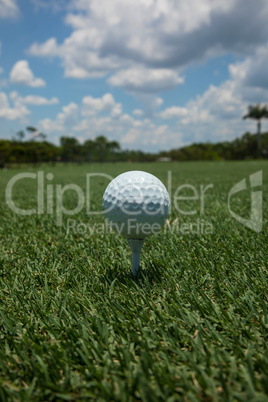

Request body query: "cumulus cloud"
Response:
[58, 102, 79, 126]
[160, 106, 188, 119]
[158, 79, 247, 144]
[35, 92, 184, 151]
[22, 95, 58, 105]
[26, 0, 268, 126]
[132, 109, 143, 117]
[108, 68, 183, 93]
[121, 122, 182, 149]
[229, 46, 268, 90]
[0, 91, 30, 120]
[28, 34, 120, 78]
[82, 93, 122, 117]
[0, 0, 18, 18]
[182, 82, 241, 124]
[39, 118, 64, 133]
[28, 0, 268, 87]
[0, 91, 58, 121]
[35, 47, 268, 151]
[131, 95, 164, 118]
[22, 0, 268, 152]
[10, 60, 46, 87]
[39, 102, 79, 137]
[28, 38, 59, 57]
[158, 47, 268, 145]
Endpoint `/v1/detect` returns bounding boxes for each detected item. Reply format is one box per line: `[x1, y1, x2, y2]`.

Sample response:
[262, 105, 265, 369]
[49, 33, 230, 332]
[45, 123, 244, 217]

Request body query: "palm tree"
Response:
[243, 104, 268, 157]
[26, 126, 47, 141]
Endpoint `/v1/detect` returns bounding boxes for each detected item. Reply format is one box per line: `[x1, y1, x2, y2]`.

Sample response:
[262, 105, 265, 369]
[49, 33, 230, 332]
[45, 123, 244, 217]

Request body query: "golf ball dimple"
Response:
[102, 171, 170, 238]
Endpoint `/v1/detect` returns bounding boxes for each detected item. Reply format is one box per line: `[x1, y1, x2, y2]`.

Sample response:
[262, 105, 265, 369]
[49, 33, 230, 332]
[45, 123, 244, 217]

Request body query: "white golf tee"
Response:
[127, 238, 145, 276]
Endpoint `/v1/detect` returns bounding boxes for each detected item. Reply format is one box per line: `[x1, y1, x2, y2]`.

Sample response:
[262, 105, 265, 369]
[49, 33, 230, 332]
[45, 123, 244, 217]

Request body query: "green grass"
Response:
[0, 161, 267, 401]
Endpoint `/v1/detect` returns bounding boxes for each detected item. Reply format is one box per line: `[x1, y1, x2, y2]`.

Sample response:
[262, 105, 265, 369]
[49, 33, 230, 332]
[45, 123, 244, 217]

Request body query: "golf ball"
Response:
[102, 171, 170, 238]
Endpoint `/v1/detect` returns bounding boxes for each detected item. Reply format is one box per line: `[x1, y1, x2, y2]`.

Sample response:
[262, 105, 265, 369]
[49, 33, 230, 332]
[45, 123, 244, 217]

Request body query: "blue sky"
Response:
[0, 0, 268, 151]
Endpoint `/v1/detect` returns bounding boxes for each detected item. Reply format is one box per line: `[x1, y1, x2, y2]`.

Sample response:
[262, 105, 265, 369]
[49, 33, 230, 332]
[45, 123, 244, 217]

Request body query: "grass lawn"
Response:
[0, 161, 267, 401]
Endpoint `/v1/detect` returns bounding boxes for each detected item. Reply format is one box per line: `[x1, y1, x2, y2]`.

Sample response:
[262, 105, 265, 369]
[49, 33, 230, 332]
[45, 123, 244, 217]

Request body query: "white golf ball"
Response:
[102, 171, 170, 238]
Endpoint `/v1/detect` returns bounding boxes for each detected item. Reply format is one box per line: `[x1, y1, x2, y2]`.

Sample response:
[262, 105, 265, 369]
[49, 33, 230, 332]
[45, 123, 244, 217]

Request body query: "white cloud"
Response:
[28, 34, 120, 79]
[73, 119, 89, 132]
[22, 95, 58, 105]
[121, 122, 182, 149]
[0, 0, 18, 18]
[119, 113, 134, 124]
[132, 94, 164, 117]
[39, 118, 64, 133]
[153, 97, 164, 108]
[10, 60, 46, 87]
[160, 106, 188, 119]
[82, 93, 122, 117]
[28, 44, 268, 151]
[36, 91, 185, 151]
[111, 103, 122, 118]
[158, 80, 245, 143]
[0, 91, 30, 120]
[229, 46, 268, 90]
[39, 103, 79, 136]
[158, 47, 268, 145]
[58, 102, 79, 126]
[0, 91, 58, 121]
[132, 109, 143, 117]
[108, 68, 183, 93]
[28, 0, 268, 90]
[73, 116, 114, 135]
[25, 0, 268, 131]
[28, 38, 59, 57]
[35, 77, 251, 150]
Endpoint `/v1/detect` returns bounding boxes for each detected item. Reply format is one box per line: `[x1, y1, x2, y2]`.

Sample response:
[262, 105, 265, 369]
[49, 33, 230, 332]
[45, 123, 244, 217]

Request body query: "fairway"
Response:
[0, 161, 267, 401]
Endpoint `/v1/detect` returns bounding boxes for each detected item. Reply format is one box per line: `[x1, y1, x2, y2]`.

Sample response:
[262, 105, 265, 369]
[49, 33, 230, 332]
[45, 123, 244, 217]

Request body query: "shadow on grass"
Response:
[100, 261, 165, 288]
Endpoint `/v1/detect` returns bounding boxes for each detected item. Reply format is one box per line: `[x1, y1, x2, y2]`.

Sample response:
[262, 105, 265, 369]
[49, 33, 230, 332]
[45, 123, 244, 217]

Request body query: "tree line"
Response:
[0, 105, 267, 167]
[0, 131, 267, 168]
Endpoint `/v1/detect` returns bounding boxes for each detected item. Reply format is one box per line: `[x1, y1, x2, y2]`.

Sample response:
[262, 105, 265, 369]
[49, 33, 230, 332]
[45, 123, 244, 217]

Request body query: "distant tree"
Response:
[14, 130, 25, 142]
[26, 126, 47, 141]
[0, 140, 10, 168]
[243, 104, 268, 157]
[84, 139, 95, 163]
[38, 133, 47, 140]
[76, 144, 84, 164]
[95, 135, 108, 162]
[26, 126, 37, 133]
[108, 140, 120, 162]
[60, 137, 79, 163]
